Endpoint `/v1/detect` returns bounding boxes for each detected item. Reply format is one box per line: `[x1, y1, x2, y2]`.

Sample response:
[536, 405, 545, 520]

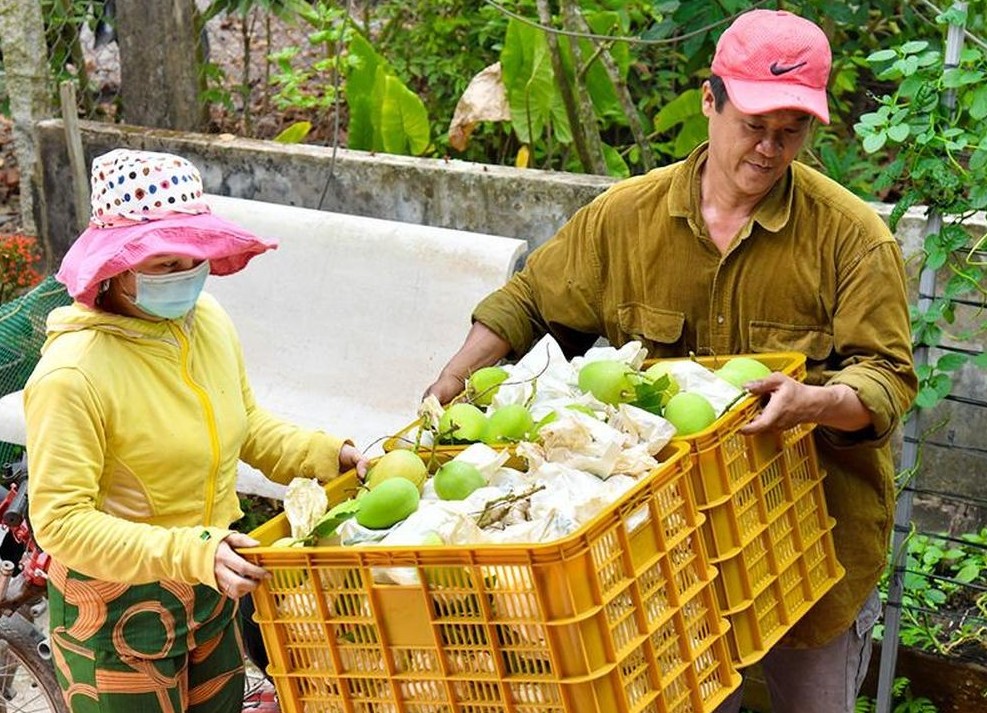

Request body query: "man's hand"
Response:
[425, 322, 512, 405]
[214, 532, 268, 599]
[424, 372, 467, 405]
[740, 372, 872, 434]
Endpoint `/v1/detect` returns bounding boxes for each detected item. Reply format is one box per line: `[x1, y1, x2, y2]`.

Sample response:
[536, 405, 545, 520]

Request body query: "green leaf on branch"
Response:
[923, 246, 947, 271]
[887, 188, 919, 232]
[630, 380, 666, 416]
[887, 123, 910, 143]
[970, 145, 987, 171]
[856, 111, 886, 128]
[935, 353, 967, 372]
[867, 49, 897, 64]
[939, 6, 969, 27]
[654, 88, 702, 133]
[913, 322, 943, 347]
[940, 224, 973, 251]
[601, 144, 630, 178]
[914, 386, 943, 409]
[931, 372, 953, 398]
[955, 562, 981, 583]
[970, 86, 987, 120]
[901, 41, 930, 55]
[970, 184, 987, 210]
[862, 131, 888, 153]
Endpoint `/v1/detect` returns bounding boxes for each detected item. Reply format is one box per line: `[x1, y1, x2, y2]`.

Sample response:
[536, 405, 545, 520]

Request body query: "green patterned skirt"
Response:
[46, 560, 245, 713]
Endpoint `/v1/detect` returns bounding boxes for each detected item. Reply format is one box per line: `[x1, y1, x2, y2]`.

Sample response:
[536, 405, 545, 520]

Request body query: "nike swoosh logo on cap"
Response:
[770, 61, 807, 75]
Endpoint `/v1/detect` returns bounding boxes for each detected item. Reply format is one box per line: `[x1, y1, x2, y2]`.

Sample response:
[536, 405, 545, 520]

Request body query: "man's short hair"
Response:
[709, 74, 728, 112]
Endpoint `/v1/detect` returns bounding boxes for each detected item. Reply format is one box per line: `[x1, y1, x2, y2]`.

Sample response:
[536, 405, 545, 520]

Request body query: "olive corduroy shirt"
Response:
[474, 144, 917, 646]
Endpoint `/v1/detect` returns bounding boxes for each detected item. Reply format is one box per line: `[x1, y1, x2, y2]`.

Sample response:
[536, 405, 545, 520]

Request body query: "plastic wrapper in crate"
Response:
[658, 353, 844, 667]
[385, 352, 810, 480]
[243, 441, 741, 713]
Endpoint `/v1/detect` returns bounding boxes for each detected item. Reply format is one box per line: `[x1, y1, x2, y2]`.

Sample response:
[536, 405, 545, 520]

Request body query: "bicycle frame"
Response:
[0, 455, 50, 618]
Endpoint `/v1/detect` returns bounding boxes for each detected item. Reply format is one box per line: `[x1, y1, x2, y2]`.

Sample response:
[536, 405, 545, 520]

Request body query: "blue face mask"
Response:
[130, 260, 210, 319]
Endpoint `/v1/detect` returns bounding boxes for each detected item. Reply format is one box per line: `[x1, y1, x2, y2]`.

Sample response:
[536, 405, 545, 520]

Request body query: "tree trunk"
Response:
[0, 0, 53, 237]
[559, 0, 607, 175]
[568, 9, 655, 171]
[116, 0, 203, 130]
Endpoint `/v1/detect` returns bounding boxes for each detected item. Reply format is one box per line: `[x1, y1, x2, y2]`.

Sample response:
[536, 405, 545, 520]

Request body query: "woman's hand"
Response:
[214, 532, 269, 599]
[339, 442, 369, 479]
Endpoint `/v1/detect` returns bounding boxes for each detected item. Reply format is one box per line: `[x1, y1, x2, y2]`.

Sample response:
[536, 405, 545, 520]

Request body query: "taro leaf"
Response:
[379, 74, 431, 156]
[566, 11, 629, 123]
[673, 114, 708, 158]
[602, 143, 629, 178]
[345, 34, 385, 151]
[501, 18, 560, 145]
[653, 88, 702, 133]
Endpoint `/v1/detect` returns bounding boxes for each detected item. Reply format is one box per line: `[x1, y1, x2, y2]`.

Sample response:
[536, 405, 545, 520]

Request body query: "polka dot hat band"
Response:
[89, 149, 211, 228]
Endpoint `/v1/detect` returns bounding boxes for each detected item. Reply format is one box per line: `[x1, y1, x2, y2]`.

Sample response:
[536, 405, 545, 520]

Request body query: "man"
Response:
[427, 9, 916, 713]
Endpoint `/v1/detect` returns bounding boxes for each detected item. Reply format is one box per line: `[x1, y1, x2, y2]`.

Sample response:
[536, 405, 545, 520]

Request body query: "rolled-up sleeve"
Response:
[473, 201, 608, 359]
[824, 240, 917, 447]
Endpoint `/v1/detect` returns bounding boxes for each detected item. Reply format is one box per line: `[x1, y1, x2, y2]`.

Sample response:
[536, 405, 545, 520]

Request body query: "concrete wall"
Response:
[35, 120, 987, 532]
[40, 120, 960, 262]
[36, 120, 608, 263]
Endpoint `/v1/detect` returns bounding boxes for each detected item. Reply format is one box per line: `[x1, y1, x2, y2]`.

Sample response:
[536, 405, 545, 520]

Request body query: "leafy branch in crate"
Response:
[473, 484, 545, 530]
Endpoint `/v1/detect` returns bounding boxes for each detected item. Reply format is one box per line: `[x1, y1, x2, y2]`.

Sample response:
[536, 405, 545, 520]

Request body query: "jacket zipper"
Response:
[169, 322, 222, 525]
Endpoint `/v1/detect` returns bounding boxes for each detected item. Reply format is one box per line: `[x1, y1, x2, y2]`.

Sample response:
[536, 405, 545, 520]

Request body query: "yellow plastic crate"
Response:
[693, 412, 824, 561]
[707, 478, 844, 668]
[243, 442, 741, 713]
[656, 352, 811, 509]
[722, 528, 845, 668]
[695, 470, 767, 556]
[710, 477, 837, 613]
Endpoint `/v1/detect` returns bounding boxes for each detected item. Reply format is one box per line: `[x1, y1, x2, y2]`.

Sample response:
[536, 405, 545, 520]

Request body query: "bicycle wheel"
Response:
[0, 614, 65, 713]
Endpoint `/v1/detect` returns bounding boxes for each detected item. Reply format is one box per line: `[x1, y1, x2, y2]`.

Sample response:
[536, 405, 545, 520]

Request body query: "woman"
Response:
[25, 148, 366, 712]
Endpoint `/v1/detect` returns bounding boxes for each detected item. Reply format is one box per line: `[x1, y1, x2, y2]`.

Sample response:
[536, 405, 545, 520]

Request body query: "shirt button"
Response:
[717, 315, 725, 324]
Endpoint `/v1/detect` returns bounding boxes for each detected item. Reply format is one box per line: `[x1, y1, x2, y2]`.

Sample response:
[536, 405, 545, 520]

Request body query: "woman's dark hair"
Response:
[708, 74, 729, 112]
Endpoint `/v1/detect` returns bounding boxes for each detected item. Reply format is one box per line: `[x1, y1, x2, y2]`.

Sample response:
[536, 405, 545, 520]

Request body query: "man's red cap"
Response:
[711, 9, 831, 124]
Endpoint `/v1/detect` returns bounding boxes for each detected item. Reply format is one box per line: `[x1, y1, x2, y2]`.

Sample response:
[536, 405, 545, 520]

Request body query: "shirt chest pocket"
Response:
[749, 322, 834, 382]
[617, 303, 686, 358]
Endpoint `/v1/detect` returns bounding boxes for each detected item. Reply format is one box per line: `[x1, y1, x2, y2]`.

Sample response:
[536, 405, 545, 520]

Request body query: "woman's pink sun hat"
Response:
[57, 148, 278, 308]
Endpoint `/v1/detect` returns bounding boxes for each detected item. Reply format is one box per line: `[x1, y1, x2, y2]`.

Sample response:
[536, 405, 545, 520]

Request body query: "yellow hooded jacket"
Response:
[25, 292, 346, 592]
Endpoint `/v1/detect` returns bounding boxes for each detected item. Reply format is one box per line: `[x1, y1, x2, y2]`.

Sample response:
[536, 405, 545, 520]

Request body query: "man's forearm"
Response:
[815, 383, 873, 432]
[426, 322, 514, 403]
[439, 322, 512, 383]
